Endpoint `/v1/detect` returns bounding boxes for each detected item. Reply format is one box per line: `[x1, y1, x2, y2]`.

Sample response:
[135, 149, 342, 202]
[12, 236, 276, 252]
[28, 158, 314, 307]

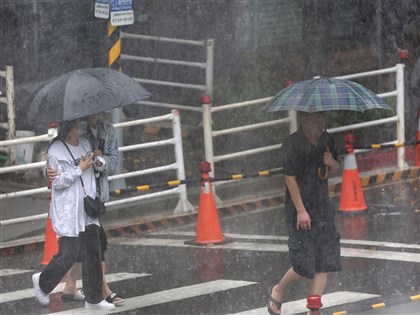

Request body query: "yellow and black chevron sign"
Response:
[108, 21, 121, 70]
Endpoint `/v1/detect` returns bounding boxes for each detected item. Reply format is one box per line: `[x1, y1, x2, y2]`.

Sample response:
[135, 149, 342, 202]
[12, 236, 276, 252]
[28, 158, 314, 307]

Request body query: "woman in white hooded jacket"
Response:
[32, 120, 115, 311]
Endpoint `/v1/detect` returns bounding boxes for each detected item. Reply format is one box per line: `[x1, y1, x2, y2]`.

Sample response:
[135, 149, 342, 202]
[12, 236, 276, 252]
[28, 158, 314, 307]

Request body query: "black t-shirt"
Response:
[281, 128, 338, 224]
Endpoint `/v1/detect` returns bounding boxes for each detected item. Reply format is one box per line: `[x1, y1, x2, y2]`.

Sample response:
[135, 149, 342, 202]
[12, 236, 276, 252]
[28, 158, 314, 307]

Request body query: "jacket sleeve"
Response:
[48, 141, 84, 190]
[51, 159, 83, 190]
[101, 122, 119, 174]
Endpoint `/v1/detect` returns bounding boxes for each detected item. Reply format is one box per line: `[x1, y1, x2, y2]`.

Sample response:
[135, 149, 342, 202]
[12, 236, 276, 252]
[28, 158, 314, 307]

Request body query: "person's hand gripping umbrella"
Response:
[318, 146, 334, 180]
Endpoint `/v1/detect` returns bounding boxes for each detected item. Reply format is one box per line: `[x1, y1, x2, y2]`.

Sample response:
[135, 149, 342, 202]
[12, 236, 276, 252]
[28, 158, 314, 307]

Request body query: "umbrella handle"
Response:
[317, 165, 329, 180]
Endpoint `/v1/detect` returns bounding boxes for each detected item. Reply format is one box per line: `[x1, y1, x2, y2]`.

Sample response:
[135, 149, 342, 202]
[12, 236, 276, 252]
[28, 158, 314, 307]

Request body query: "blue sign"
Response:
[110, 0, 134, 26]
[111, 0, 133, 12]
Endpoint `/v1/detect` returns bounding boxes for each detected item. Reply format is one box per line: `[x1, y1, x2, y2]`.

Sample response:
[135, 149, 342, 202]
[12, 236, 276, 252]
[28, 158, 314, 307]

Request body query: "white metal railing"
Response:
[202, 97, 298, 178]
[120, 32, 213, 112]
[202, 64, 407, 179]
[331, 64, 405, 168]
[0, 110, 193, 227]
[0, 66, 17, 164]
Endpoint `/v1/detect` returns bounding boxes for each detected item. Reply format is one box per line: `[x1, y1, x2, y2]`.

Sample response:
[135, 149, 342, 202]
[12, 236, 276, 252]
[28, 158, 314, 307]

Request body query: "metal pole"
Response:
[202, 101, 214, 178]
[396, 63, 406, 168]
[202, 98, 222, 203]
[6, 66, 16, 165]
[108, 21, 126, 189]
[172, 110, 194, 213]
[288, 110, 297, 134]
[205, 39, 214, 98]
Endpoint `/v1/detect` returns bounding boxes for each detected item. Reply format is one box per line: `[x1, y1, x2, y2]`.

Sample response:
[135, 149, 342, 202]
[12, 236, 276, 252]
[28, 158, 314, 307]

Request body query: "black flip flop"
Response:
[267, 286, 282, 315]
[106, 292, 125, 305]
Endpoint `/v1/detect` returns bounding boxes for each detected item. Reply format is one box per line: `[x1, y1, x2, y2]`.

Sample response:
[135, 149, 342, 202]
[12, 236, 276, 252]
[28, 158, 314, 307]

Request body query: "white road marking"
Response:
[231, 291, 380, 314]
[340, 247, 420, 263]
[49, 279, 257, 314]
[0, 269, 34, 277]
[111, 238, 420, 263]
[152, 231, 420, 250]
[0, 272, 149, 304]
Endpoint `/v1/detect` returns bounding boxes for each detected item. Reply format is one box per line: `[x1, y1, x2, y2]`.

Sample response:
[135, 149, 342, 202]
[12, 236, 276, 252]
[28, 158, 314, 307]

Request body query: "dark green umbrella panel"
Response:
[264, 78, 392, 113]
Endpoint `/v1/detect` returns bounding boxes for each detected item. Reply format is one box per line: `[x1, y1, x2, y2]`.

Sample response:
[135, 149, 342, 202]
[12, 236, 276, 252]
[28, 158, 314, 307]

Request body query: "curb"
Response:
[1, 166, 419, 258]
[327, 166, 419, 195]
[330, 293, 420, 315]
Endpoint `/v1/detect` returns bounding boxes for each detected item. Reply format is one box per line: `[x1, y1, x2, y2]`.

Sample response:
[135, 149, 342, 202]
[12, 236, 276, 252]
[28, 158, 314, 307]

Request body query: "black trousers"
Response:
[39, 224, 103, 304]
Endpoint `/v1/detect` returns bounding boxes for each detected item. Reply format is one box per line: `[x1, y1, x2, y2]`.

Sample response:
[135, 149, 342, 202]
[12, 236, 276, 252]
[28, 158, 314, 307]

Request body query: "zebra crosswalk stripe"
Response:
[231, 291, 380, 315]
[110, 237, 420, 263]
[0, 272, 150, 304]
[152, 231, 420, 250]
[0, 269, 34, 277]
[49, 279, 257, 314]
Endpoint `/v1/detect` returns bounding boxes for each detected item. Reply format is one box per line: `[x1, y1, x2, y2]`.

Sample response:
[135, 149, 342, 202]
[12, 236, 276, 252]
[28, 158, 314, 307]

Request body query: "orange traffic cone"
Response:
[339, 133, 367, 212]
[41, 184, 59, 265]
[416, 108, 420, 167]
[187, 162, 225, 245]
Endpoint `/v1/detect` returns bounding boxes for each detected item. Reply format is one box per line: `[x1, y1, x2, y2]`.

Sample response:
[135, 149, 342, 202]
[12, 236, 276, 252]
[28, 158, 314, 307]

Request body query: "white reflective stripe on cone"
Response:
[343, 153, 358, 170]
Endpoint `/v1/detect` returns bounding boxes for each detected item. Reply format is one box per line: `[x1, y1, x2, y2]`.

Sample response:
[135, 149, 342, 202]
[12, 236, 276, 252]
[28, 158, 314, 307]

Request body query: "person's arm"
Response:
[323, 146, 340, 174]
[49, 156, 93, 190]
[95, 122, 118, 174]
[285, 175, 311, 230]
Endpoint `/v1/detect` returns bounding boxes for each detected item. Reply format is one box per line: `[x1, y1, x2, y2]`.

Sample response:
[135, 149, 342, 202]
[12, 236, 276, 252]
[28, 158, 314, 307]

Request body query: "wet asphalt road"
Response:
[0, 177, 419, 315]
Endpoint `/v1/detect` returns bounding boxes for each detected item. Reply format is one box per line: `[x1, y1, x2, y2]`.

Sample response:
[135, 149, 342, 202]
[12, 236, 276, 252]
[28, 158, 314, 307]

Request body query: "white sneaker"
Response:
[32, 272, 50, 306]
[85, 299, 116, 311]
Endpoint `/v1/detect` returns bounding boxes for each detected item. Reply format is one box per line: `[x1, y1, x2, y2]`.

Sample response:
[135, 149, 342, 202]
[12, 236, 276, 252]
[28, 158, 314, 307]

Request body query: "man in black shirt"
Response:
[268, 112, 342, 315]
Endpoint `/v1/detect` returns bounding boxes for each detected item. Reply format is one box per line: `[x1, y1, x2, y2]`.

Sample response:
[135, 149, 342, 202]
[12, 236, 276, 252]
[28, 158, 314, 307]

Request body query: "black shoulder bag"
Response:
[61, 140, 105, 218]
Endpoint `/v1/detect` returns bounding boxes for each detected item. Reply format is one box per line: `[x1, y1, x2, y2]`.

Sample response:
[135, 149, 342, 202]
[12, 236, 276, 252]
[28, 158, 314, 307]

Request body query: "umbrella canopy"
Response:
[25, 68, 151, 127]
[264, 78, 392, 113]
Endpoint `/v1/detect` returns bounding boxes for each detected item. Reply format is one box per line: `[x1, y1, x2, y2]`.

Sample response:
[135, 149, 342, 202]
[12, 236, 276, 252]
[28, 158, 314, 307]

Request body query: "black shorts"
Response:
[287, 221, 342, 279]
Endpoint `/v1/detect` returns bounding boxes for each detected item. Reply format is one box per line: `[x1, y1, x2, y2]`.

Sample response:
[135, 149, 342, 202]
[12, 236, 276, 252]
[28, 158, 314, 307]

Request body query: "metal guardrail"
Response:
[121, 32, 213, 112]
[201, 64, 407, 183]
[0, 110, 193, 226]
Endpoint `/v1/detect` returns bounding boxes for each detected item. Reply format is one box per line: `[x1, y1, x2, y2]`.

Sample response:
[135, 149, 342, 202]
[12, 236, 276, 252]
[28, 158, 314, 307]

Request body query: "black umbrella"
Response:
[25, 68, 151, 127]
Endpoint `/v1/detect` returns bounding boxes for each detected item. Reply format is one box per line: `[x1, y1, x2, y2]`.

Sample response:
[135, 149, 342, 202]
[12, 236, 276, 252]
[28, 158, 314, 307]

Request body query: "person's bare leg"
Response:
[101, 262, 112, 298]
[309, 272, 327, 295]
[269, 267, 303, 314]
[62, 262, 81, 295]
[101, 261, 124, 303]
[306, 273, 328, 314]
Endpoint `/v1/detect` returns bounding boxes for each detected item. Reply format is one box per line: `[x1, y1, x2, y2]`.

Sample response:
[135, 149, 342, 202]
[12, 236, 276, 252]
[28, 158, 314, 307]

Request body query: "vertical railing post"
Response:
[284, 81, 297, 134]
[205, 39, 214, 98]
[396, 63, 406, 168]
[172, 110, 194, 213]
[289, 110, 298, 134]
[6, 66, 16, 165]
[202, 96, 214, 178]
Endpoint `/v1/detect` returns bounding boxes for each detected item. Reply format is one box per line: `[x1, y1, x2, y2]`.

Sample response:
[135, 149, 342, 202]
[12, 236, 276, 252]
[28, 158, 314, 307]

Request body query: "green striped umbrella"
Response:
[264, 78, 392, 112]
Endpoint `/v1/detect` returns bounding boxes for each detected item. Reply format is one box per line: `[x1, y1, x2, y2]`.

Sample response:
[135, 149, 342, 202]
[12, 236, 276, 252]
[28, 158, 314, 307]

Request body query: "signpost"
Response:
[94, 0, 133, 190]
